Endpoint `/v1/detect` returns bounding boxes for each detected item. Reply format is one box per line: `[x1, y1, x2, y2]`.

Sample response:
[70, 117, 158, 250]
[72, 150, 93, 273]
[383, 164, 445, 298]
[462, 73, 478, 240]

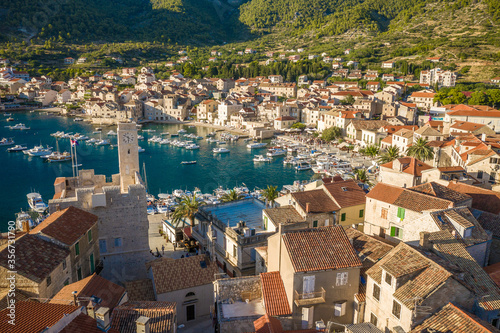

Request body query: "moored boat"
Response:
[181, 161, 197, 165]
[213, 147, 230, 153]
[0, 138, 14, 146]
[7, 145, 27, 152]
[27, 192, 48, 213]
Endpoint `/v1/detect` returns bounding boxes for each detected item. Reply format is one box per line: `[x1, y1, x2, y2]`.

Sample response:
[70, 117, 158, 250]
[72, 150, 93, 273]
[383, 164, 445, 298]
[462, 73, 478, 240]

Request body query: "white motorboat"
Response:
[27, 192, 49, 213]
[213, 147, 230, 153]
[142, 129, 155, 133]
[246, 142, 267, 149]
[0, 138, 14, 146]
[160, 139, 170, 145]
[74, 117, 84, 121]
[147, 205, 157, 215]
[46, 151, 71, 162]
[26, 145, 52, 157]
[206, 138, 219, 143]
[138, 147, 145, 153]
[206, 132, 216, 137]
[266, 148, 286, 157]
[161, 132, 170, 136]
[173, 189, 184, 197]
[148, 136, 162, 143]
[72, 133, 89, 141]
[178, 129, 187, 134]
[95, 139, 110, 146]
[295, 162, 312, 171]
[186, 144, 200, 150]
[107, 130, 117, 136]
[7, 123, 30, 130]
[181, 161, 197, 165]
[138, 135, 145, 140]
[86, 138, 98, 144]
[253, 155, 271, 162]
[7, 145, 27, 152]
[3, 113, 12, 116]
[51, 131, 64, 137]
[156, 203, 169, 213]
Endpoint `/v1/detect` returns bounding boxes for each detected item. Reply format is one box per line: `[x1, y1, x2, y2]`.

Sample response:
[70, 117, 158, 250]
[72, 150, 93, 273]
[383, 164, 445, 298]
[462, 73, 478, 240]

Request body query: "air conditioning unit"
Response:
[334, 301, 347, 317]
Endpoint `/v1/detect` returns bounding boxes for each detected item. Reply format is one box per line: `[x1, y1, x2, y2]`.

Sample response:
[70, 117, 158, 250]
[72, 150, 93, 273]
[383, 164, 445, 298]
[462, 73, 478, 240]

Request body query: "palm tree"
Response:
[261, 185, 279, 207]
[406, 138, 434, 161]
[378, 145, 400, 164]
[352, 168, 372, 186]
[171, 194, 203, 228]
[363, 145, 380, 158]
[221, 189, 245, 202]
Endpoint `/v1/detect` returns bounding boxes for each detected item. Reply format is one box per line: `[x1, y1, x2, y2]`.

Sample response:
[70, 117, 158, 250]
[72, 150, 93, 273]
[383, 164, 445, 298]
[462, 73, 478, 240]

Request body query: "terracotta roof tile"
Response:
[260, 272, 291, 316]
[345, 228, 394, 266]
[148, 255, 217, 294]
[451, 182, 500, 214]
[291, 189, 340, 213]
[264, 206, 304, 226]
[0, 233, 69, 282]
[380, 157, 433, 177]
[125, 278, 156, 301]
[30, 206, 98, 246]
[50, 273, 126, 310]
[254, 314, 283, 333]
[60, 313, 120, 333]
[0, 301, 79, 333]
[409, 182, 471, 203]
[282, 226, 362, 273]
[111, 301, 176, 333]
[410, 303, 499, 333]
[322, 179, 366, 208]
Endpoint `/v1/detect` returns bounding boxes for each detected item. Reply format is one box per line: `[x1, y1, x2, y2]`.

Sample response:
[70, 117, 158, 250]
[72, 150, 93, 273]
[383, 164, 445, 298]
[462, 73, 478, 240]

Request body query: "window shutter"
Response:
[390, 227, 396, 237]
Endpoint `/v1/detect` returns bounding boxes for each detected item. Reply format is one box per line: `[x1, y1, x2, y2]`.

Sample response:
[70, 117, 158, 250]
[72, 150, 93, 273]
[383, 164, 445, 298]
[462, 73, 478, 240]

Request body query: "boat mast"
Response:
[142, 162, 149, 192]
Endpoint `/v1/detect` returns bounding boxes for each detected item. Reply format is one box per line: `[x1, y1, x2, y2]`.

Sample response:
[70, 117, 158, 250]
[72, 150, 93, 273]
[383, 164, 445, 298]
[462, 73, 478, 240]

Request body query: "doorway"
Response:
[186, 304, 195, 321]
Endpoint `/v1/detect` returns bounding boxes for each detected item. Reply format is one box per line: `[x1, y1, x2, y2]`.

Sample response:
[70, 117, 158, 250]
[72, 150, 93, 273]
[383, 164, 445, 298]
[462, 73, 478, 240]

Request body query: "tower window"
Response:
[128, 149, 130, 154]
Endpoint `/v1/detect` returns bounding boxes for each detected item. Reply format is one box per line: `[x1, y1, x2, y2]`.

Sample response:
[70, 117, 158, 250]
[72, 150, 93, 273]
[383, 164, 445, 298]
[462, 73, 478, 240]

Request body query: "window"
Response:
[390, 226, 403, 239]
[336, 272, 348, 286]
[90, 253, 95, 274]
[373, 283, 380, 301]
[186, 292, 196, 298]
[464, 228, 472, 238]
[313, 220, 318, 227]
[87, 229, 92, 243]
[64, 278, 70, 286]
[75, 242, 80, 256]
[478, 170, 484, 179]
[341, 213, 346, 222]
[381, 208, 388, 219]
[99, 239, 107, 253]
[264, 216, 268, 229]
[359, 209, 364, 218]
[233, 244, 237, 258]
[491, 172, 496, 181]
[385, 272, 393, 286]
[114, 238, 123, 247]
[397, 207, 405, 220]
[47, 276, 51, 286]
[392, 300, 401, 319]
[62, 259, 67, 270]
[370, 313, 378, 326]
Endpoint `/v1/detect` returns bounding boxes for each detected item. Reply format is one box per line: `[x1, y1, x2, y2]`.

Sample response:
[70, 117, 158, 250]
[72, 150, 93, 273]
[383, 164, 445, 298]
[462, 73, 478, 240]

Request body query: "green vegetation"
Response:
[171, 194, 204, 227]
[291, 122, 306, 130]
[360, 145, 380, 158]
[321, 126, 342, 142]
[261, 185, 279, 207]
[378, 145, 401, 164]
[221, 189, 245, 203]
[353, 168, 370, 184]
[434, 84, 500, 107]
[406, 138, 434, 161]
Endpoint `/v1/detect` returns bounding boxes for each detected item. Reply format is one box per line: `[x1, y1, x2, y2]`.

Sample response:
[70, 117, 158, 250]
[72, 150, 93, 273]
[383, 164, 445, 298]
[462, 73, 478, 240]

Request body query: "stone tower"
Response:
[117, 122, 140, 193]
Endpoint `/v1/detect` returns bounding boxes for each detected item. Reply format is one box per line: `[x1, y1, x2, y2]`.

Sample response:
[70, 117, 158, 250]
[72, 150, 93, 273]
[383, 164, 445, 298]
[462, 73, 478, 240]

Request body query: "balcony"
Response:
[294, 287, 326, 307]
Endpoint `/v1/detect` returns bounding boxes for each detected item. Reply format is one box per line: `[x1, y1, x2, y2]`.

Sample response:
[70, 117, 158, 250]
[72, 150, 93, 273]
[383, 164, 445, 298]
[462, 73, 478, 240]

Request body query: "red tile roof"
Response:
[282, 226, 362, 273]
[410, 303, 499, 333]
[260, 272, 291, 316]
[484, 262, 500, 288]
[111, 301, 176, 333]
[409, 182, 471, 204]
[30, 206, 98, 246]
[447, 182, 500, 214]
[59, 313, 120, 333]
[0, 301, 79, 333]
[291, 189, 340, 213]
[380, 157, 432, 177]
[0, 233, 69, 282]
[50, 273, 126, 310]
[147, 255, 217, 294]
[322, 179, 366, 207]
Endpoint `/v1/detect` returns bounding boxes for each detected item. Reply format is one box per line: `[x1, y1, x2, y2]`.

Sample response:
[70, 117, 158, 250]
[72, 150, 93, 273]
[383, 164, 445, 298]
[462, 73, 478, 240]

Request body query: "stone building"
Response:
[29, 206, 100, 282]
[49, 123, 150, 283]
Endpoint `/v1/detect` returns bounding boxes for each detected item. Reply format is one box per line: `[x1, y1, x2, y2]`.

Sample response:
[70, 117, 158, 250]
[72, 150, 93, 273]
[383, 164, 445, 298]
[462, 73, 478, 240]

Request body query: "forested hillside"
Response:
[0, 0, 240, 43]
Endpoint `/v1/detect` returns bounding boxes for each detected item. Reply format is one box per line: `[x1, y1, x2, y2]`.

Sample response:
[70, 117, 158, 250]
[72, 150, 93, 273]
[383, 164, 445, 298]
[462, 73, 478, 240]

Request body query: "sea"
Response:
[0, 112, 314, 232]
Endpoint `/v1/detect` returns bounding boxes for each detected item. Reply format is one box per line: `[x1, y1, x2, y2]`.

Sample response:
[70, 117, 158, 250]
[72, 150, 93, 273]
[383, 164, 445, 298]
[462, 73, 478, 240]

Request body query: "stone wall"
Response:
[216, 276, 261, 302]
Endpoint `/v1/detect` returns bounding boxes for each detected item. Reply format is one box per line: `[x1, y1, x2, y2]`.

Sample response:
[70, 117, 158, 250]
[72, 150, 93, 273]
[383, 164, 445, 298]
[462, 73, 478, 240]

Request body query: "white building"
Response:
[420, 68, 457, 87]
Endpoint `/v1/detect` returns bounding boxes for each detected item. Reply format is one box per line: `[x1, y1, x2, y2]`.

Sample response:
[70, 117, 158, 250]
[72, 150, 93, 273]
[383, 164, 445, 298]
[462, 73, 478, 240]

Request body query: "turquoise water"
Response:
[0, 112, 313, 231]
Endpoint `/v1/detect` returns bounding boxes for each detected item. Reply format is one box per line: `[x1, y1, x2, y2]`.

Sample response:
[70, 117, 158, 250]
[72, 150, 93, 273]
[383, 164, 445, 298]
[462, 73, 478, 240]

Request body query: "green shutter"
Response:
[341, 213, 346, 221]
[390, 227, 396, 237]
[75, 242, 80, 256]
[88, 230, 92, 242]
[313, 220, 318, 227]
[90, 253, 95, 273]
[397, 207, 405, 219]
[359, 209, 364, 218]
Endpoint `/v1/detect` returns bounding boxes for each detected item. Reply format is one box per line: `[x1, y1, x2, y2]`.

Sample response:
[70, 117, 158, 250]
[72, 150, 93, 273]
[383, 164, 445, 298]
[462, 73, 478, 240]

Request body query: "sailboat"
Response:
[45, 140, 71, 162]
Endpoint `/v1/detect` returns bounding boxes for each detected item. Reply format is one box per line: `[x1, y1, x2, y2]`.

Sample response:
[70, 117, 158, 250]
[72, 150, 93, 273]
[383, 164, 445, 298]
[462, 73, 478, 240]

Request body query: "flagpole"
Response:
[71, 140, 75, 178]
[74, 141, 79, 177]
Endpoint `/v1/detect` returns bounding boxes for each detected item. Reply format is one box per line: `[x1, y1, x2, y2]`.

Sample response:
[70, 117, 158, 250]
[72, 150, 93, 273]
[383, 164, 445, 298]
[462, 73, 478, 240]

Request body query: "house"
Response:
[29, 206, 100, 282]
[288, 55, 300, 62]
[444, 104, 500, 133]
[408, 92, 437, 110]
[0, 233, 71, 299]
[50, 273, 128, 312]
[410, 303, 499, 333]
[259, 83, 297, 98]
[57, 89, 72, 103]
[267, 226, 362, 329]
[420, 68, 457, 87]
[364, 182, 472, 239]
[77, 57, 87, 64]
[379, 157, 433, 188]
[450, 121, 495, 136]
[426, 57, 441, 63]
[147, 255, 217, 324]
[274, 116, 297, 130]
[391, 128, 414, 154]
[367, 82, 381, 92]
[197, 99, 219, 121]
[64, 57, 75, 64]
[245, 48, 256, 54]
[268, 75, 283, 83]
[111, 301, 177, 333]
[345, 120, 390, 145]
[381, 61, 394, 69]
[413, 124, 443, 142]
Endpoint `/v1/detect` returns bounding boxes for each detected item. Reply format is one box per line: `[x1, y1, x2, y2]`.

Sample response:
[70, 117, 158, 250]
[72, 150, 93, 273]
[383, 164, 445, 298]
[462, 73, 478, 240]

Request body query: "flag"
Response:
[71, 139, 79, 147]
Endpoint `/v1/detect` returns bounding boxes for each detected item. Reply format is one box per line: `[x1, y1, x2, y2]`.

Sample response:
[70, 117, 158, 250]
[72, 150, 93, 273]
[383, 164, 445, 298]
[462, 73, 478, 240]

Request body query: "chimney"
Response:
[419, 232, 432, 250]
[95, 307, 110, 330]
[481, 133, 487, 142]
[306, 202, 311, 213]
[136, 316, 151, 333]
[22, 220, 30, 232]
[87, 300, 96, 319]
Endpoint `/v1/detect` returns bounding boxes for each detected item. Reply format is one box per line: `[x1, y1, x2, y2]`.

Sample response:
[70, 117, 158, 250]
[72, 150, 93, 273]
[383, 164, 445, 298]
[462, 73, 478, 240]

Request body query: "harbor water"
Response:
[0, 112, 314, 231]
